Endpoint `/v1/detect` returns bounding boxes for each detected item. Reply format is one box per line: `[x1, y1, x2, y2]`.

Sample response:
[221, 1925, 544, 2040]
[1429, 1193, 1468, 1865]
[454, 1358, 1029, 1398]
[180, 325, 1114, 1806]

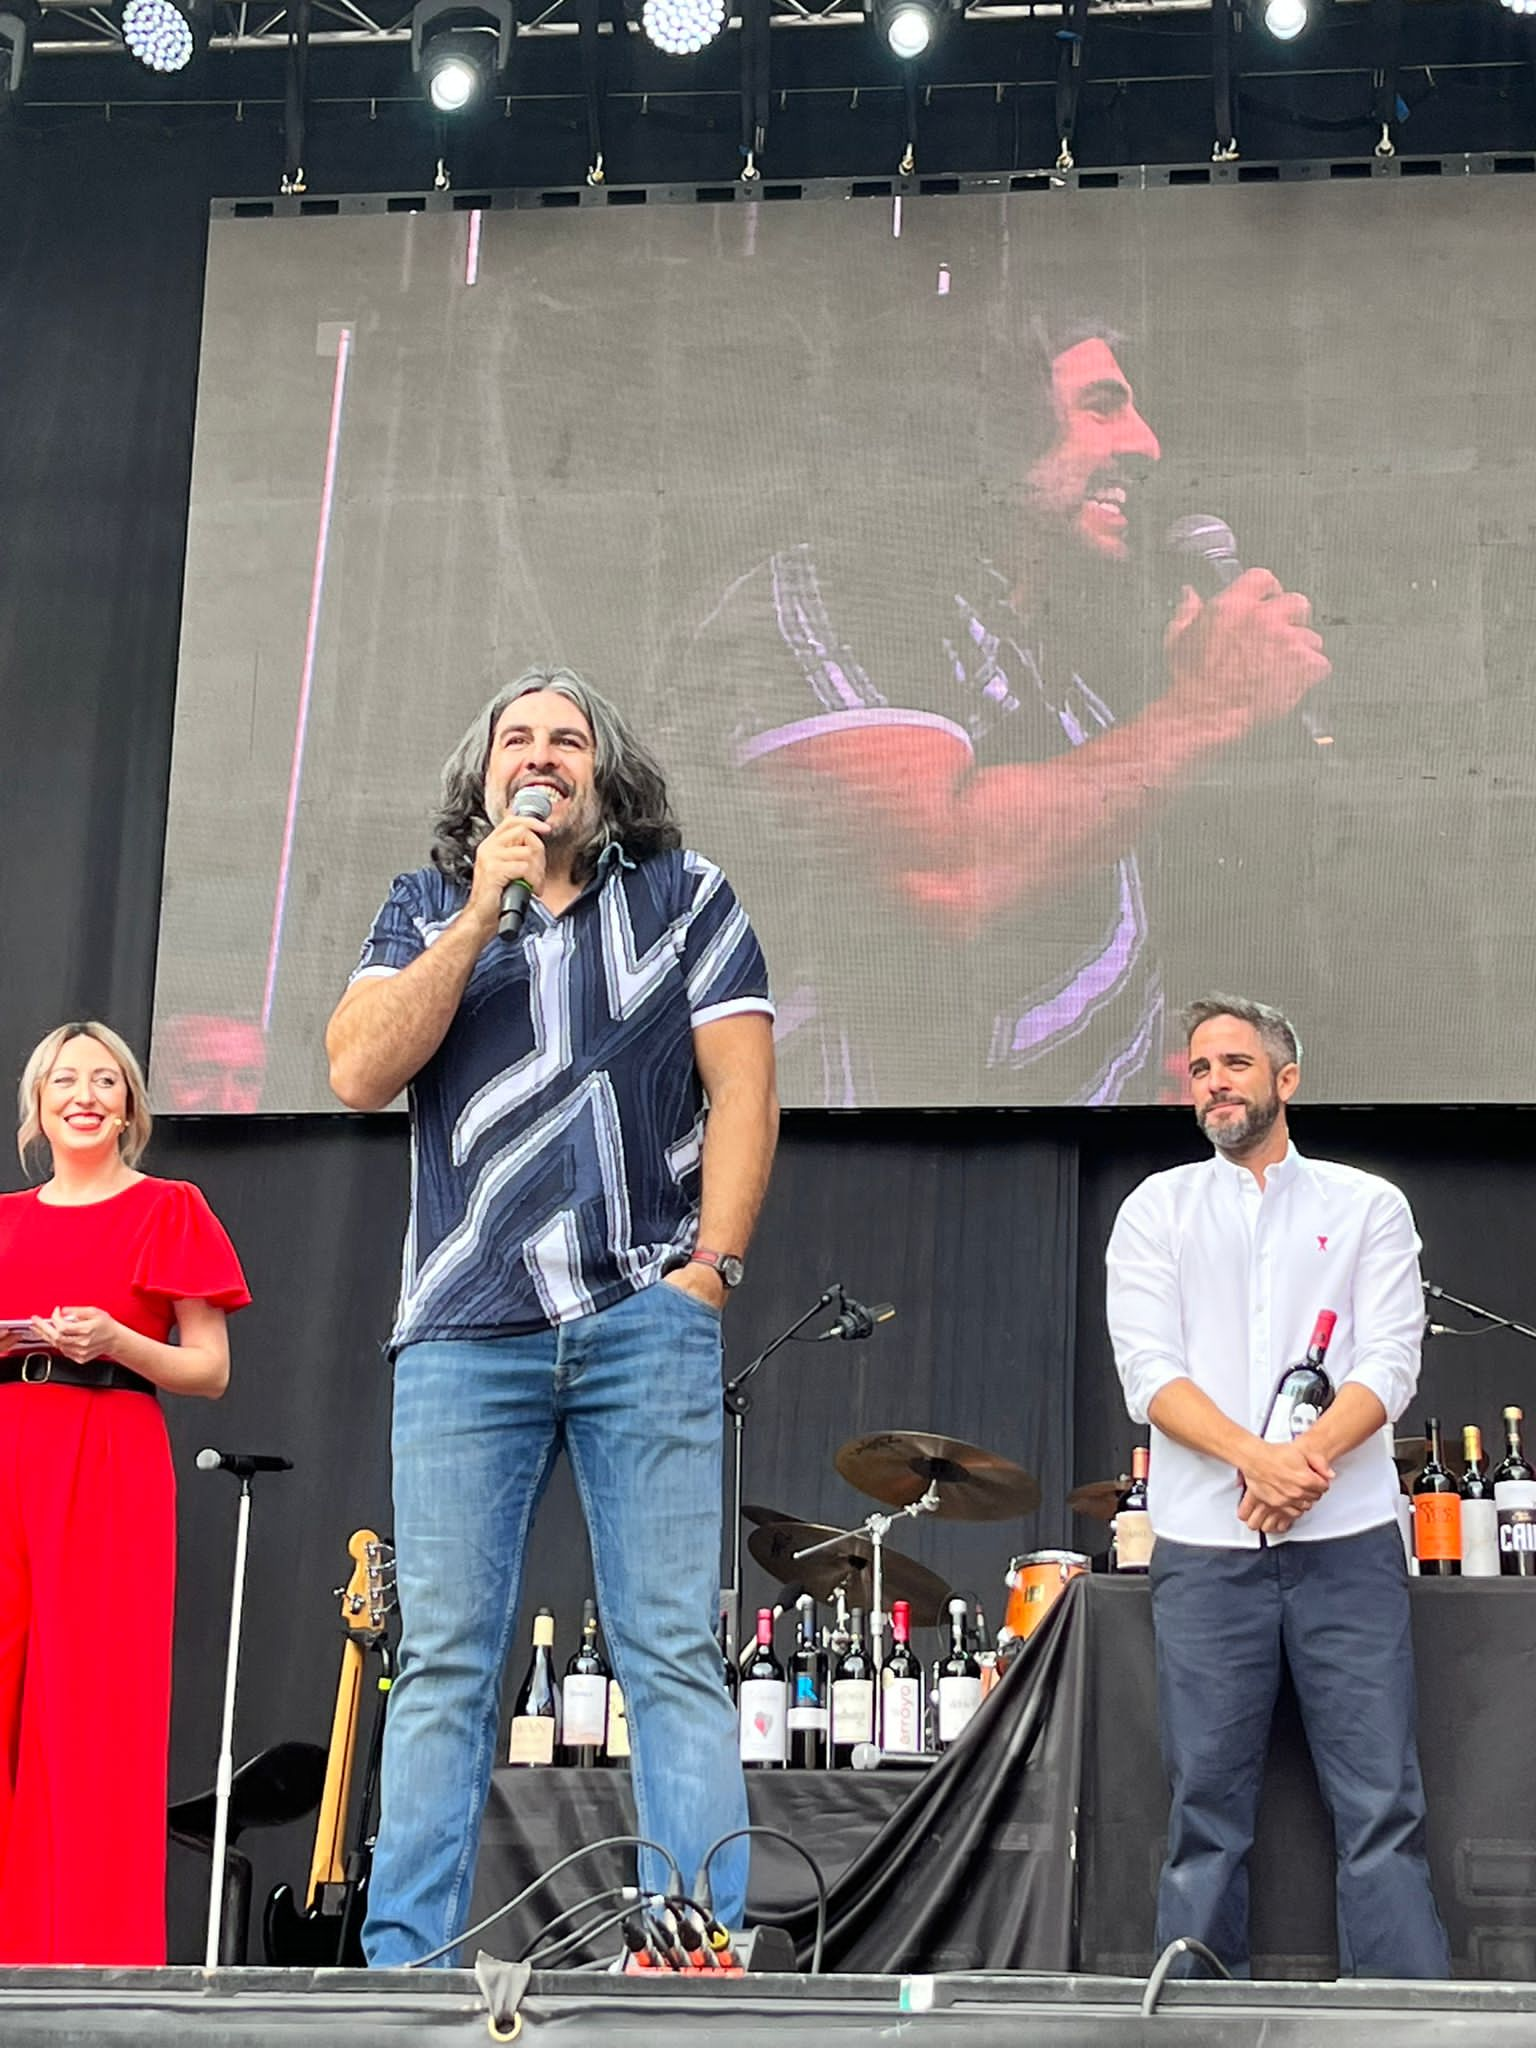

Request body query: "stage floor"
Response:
[5, 1964, 1536, 2046]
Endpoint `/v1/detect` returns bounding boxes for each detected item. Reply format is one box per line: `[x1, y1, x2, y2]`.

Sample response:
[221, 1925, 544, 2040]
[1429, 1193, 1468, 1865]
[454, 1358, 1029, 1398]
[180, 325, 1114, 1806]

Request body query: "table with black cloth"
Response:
[470, 1576, 1536, 1978]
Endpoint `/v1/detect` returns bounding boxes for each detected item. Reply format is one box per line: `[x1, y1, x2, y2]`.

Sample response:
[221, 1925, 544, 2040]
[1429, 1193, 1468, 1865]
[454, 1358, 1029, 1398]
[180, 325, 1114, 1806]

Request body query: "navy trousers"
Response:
[1149, 1521, 1450, 1978]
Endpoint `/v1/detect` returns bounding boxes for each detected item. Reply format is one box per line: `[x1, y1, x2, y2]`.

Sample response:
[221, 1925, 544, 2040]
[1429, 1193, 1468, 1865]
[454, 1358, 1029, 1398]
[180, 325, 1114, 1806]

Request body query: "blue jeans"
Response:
[362, 1282, 748, 1966]
[1150, 1522, 1450, 1979]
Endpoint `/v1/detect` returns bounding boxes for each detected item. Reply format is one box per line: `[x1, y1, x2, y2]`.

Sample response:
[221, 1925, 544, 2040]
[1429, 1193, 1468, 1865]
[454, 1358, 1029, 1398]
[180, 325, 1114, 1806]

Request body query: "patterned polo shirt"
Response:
[350, 845, 774, 1348]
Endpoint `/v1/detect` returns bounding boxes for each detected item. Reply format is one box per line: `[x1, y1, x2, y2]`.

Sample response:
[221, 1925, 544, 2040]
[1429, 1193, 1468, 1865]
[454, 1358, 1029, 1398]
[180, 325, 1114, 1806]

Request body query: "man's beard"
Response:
[1198, 1088, 1283, 1155]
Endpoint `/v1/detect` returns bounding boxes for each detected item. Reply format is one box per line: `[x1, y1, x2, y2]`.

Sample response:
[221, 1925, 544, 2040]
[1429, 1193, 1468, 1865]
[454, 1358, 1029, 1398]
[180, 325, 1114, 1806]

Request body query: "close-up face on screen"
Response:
[151, 181, 1536, 1113]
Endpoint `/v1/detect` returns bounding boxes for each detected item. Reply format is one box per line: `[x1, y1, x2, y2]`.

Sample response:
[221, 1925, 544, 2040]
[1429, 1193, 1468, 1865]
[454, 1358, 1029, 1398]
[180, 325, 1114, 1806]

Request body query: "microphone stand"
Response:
[201, 1458, 290, 1969]
[792, 1482, 941, 1680]
[720, 1283, 842, 1661]
[1424, 1281, 1536, 1346]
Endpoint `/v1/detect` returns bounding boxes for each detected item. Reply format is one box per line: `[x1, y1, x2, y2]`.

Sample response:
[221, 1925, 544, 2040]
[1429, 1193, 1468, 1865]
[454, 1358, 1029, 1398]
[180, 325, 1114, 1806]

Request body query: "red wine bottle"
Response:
[1460, 1425, 1500, 1578]
[787, 1596, 829, 1769]
[1494, 1406, 1536, 1577]
[831, 1607, 876, 1766]
[1412, 1417, 1461, 1576]
[559, 1599, 610, 1765]
[1261, 1310, 1337, 1444]
[1113, 1445, 1153, 1572]
[879, 1599, 924, 1754]
[738, 1608, 787, 1768]
[933, 1597, 981, 1752]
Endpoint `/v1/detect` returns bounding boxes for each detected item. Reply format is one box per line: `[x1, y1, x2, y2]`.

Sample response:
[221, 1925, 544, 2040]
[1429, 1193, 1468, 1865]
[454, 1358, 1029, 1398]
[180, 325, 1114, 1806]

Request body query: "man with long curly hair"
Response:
[326, 667, 778, 1966]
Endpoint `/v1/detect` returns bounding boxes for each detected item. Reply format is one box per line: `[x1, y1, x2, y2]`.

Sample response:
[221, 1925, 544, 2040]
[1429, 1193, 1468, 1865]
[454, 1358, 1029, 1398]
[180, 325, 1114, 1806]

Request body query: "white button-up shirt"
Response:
[1106, 1143, 1422, 1548]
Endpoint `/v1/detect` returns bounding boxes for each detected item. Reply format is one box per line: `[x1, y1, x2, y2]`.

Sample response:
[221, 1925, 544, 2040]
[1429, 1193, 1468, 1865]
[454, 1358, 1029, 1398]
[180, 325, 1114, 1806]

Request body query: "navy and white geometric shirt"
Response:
[350, 845, 774, 1350]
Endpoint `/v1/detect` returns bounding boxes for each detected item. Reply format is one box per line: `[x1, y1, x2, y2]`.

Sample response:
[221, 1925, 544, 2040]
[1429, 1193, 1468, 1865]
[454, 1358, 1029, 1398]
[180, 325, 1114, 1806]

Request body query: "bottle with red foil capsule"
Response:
[1412, 1417, 1461, 1576]
[1113, 1446, 1153, 1572]
[1261, 1310, 1338, 1444]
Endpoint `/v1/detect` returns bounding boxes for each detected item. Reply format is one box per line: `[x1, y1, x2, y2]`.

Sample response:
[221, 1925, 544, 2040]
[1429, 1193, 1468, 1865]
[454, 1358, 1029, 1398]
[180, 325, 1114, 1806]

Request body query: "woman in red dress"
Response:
[0, 1020, 250, 1965]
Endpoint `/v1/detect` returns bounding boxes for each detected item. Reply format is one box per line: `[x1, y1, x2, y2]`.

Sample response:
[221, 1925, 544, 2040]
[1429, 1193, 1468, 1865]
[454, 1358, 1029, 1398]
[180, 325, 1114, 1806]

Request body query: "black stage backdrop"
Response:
[8, 120, 1536, 1964]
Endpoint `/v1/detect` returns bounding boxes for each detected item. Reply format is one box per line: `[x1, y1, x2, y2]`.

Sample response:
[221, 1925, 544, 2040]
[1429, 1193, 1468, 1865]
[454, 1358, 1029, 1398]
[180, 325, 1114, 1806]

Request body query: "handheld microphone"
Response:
[195, 1448, 293, 1478]
[816, 1298, 896, 1342]
[497, 785, 556, 941]
[1165, 513, 1333, 751]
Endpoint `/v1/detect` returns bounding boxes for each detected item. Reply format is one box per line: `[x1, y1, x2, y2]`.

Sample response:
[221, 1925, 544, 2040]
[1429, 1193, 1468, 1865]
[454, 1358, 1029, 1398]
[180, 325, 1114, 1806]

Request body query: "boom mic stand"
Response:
[1424, 1282, 1536, 1346]
[720, 1283, 843, 1660]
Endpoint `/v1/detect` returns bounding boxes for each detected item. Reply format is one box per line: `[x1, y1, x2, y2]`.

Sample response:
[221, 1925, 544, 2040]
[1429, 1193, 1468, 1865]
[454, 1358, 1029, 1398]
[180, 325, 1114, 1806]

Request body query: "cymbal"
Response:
[1067, 1479, 1129, 1523]
[747, 1519, 951, 1627]
[742, 1503, 795, 1527]
[1393, 1436, 1429, 1476]
[835, 1431, 1041, 1521]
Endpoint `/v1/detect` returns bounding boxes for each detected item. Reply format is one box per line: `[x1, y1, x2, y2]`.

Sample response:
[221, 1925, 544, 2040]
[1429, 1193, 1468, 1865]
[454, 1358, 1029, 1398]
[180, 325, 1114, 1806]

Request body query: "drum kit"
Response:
[744, 1430, 1140, 1659]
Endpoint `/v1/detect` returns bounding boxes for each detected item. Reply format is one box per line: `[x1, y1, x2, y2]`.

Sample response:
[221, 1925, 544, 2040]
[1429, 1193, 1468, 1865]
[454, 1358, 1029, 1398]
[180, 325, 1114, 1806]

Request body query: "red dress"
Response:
[0, 1176, 250, 1965]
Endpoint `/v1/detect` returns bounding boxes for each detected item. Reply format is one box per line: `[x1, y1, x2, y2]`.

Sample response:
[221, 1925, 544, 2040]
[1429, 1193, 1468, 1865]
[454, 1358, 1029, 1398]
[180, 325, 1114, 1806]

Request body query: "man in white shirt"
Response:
[1106, 995, 1448, 1978]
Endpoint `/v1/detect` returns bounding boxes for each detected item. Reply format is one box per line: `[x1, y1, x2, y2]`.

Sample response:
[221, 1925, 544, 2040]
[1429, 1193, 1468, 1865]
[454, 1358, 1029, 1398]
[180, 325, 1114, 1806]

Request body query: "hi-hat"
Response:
[747, 1519, 951, 1626]
[1067, 1479, 1129, 1524]
[835, 1431, 1040, 1521]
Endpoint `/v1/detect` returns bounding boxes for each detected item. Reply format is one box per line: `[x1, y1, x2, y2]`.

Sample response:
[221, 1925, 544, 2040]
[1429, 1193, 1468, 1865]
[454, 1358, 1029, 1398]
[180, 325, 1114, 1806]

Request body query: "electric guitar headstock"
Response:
[337, 1528, 396, 1642]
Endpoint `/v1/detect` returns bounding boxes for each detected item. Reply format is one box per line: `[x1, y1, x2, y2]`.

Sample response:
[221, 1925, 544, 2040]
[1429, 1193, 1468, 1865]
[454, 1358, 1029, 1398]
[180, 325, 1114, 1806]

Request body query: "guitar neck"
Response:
[305, 1636, 366, 1906]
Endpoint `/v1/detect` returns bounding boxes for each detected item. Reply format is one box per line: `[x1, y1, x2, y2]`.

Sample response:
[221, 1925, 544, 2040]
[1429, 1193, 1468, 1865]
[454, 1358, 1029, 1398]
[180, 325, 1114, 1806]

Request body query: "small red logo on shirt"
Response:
[1317, 1235, 1329, 1252]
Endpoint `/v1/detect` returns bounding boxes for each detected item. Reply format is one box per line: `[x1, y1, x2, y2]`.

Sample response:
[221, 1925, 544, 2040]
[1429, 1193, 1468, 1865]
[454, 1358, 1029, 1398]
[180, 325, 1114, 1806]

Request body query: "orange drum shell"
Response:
[1003, 1549, 1090, 1641]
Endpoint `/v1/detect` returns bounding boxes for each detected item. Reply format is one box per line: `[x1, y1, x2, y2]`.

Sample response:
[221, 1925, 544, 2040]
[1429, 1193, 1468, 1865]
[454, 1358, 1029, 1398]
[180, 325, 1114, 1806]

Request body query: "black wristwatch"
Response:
[688, 1246, 745, 1290]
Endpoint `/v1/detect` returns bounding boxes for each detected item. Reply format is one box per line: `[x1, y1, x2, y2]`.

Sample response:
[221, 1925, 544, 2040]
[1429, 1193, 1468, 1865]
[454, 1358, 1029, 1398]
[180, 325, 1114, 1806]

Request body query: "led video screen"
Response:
[153, 181, 1536, 1111]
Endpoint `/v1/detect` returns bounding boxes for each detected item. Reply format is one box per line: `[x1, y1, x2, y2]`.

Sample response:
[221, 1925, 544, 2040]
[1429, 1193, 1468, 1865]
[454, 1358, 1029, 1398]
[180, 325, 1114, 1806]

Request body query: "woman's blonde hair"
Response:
[16, 1021, 153, 1177]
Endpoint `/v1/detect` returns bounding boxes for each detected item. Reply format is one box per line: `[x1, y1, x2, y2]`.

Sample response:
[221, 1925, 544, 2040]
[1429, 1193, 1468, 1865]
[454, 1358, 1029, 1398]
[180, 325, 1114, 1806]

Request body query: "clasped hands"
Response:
[1236, 1435, 1336, 1536]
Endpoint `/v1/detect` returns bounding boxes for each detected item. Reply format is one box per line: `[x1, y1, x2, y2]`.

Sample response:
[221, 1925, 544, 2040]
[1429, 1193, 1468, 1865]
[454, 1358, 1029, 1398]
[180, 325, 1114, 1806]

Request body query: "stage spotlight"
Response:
[1262, 0, 1307, 38]
[641, 0, 726, 55]
[123, 0, 195, 71]
[868, 0, 948, 60]
[410, 0, 513, 112]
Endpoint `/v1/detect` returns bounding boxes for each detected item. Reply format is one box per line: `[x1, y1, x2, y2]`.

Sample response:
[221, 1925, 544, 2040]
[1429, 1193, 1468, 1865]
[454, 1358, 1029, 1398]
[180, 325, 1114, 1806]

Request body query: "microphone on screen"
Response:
[196, 1448, 293, 1478]
[497, 785, 556, 941]
[1164, 513, 1334, 752]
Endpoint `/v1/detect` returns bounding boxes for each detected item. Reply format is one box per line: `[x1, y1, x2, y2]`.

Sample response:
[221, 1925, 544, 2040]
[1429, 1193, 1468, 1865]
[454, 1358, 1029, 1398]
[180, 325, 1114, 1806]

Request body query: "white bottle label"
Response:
[785, 1705, 829, 1733]
[936, 1674, 982, 1745]
[508, 1715, 555, 1766]
[1113, 1508, 1155, 1570]
[562, 1673, 608, 1748]
[831, 1677, 875, 1747]
[1494, 1478, 1536, 1510]
[605, 1682, 631, 1759]
[738, 1678, 787, 1763]
[880, 1673, 923, 1754]
[1461, 1498, 1501, 1577]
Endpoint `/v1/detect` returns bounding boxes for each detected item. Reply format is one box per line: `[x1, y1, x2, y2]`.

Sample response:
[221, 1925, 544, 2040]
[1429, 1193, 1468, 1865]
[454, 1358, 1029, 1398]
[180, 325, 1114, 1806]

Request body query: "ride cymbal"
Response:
[835, 1430, 1041, 1521]
[1067, 1479, 1129, 1524]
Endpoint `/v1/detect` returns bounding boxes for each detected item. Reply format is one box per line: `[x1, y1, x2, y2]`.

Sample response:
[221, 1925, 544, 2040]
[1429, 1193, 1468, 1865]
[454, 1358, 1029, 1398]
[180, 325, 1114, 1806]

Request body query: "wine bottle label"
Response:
[1413, 1492, 1462, 1563]
[1494, 1479, 1536, 1511]
[1497, 1506, 1536, 1575]
[831, 1678, 875, 1746]
[606, 1683, 631, 1760]
[1114, 1507, 1155, 1570]
[880, 1674, 923, 1753]
[738, 1678, 788, 1763]
[1461, 1499, 1501, 1577]
[562, 1673, 608, 1748]
[508, 1715, 556, 1766]
[936, 1674, 982, 1745]
[786, 1705, 829, 1733]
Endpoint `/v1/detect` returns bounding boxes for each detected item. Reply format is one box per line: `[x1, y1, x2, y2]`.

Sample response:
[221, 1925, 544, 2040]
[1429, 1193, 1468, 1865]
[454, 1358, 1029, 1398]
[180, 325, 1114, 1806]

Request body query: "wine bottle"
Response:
[508, 1608, 560, 1766]
[880, 1598, 924, 1754]
[1493, 1405, 1536, 1578]
[786, 1595, 829, 1769]
[975, 1600, 1001, 1700]
[1113, 1445, 1154, 1573]
[933, 1596, 982, 1752]
[1460, 1425, 1500, 1578]
[605, 1681, 631, 1766]
[1411, 1418, 1461, 1577]
[738, 1607, 788, 1768]
[1261, 1310, 1337, 1444]
[830, 1607, 875, 1765]
[716, 1611, 739, 1707]
[559, 1599, 610, 1766]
